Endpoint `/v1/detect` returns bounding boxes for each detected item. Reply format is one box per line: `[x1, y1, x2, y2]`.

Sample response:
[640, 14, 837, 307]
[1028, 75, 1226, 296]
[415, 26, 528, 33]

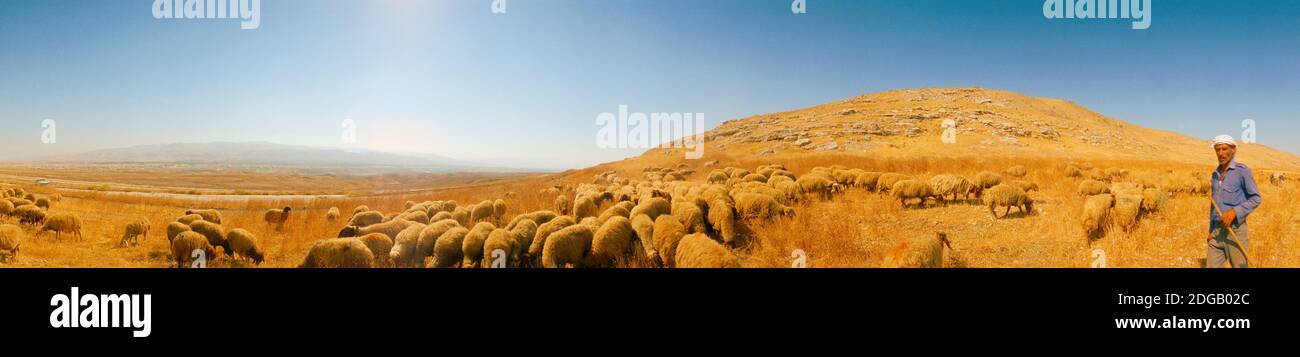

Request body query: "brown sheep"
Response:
[356, 233, 394, 267]
[171, 232, 215, 268]
[264, 207, 291, 229]
[431, 227, 470, 268]
[183, 209, 223, 224]
[325, 207, 341, 222]
[527, 216, 576, 265]
[226, 229, 265, 265]
[649, 215, 687, 268]
[0, 224, 23, 262]
[299, 238, 374, 268]
[119, 217, 151, 247]
[590, 216, 635, 267]
[38, 212, 83, 241]
[881, 232, 952, 268]
[461, 222, 496, 268]
[188, 220, 229, 254]
[674, 233, 740, 268]
[541, 224, 595, 268]
[706, 199, 737, 246]
[983, 184, 1033, 219]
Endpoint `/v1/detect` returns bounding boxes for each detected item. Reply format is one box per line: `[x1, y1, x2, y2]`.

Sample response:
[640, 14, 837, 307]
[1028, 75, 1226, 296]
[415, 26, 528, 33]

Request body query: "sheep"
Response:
[352, 205, 370, 216]
[506, 210, 558, 231]
[796, 174, 839, 200]
[431, 227, 470, 268]
[470, 201, 495, 224]
[881, 232, 952, 268]
[264, 207, 291, 229]
[734, 193, 794, 220]
[982, 184, 1033, 219]
[573, 195, 598, 220]
[188, 220, 229, 253]
[649, 215, 688, 268]
[34, 197, 50, 210]
[183, 209, 223, 224]
[706, 199, 737, 246]
[554, 195, 572, 215]
[415, 219, 462, 265]
[452, 206, 471, 227]
[388, 222, 427, 268]
[430, 211, 453, 223]
[225, 229, 265, 265]
[298, 238, 374, 268]
[596, 205, 630, 227]
[590, 216, 635, 267]
[1005, 165, 1027, 178]
[928, 175, 976, 204]
[629, 197, 672, 222]
[166, 222, 191, 243]
[1077, 179, 1110, 196]
[0, 224, 22, 262]
[672, 202, 708, 234]
[541, 224, 595, 268]
[481, 229, 520, 268]
[508, 219, 538, 259]
[674, 233, 740, 268]
[325, 207, 341, 222]
[975, 171, 1002, 189]
[892, 179, 936, 208]
[119, 217, 150, 247]
[875, 173, 909, 193]
[38, 212, 83, 241]
[347, 211, 385, 228]
[355, 233, 394, 267]
[398, 210, 430, 225]
[1140, 188, 1169, 213]
[0, 199, 13, 218]
[1065, 163, 1084, 178]
[461, 222, 497, 268]
[176, 214, 205, 225]
[493, 199, 507, 224]
[8, 198, 32, 208]
[528, 215, 577, 264]
[1081, 194, 1113, 238]
[1111, 192, 1142, 231]
[1269, 172, 1287, 186]
[338, 218, 413, 241]
[1007, 180, 1039, 192]
[854, 172, 883, 191]
[15, 205, 45, 226]
[171, 232, 215, 268]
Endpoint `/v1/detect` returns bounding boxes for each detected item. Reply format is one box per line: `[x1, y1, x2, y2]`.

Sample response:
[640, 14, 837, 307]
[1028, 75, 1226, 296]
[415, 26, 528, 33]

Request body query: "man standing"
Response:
[1207, 134, 1262, 268]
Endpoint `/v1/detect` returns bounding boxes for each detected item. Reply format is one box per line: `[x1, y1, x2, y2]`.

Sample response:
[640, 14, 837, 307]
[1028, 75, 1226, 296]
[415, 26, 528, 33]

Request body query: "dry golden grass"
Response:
[3, 152, 1294, 268]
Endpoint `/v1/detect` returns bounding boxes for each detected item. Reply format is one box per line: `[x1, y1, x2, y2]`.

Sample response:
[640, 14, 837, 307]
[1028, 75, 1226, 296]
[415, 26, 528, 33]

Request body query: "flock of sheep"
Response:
[0, 187, 80, 262]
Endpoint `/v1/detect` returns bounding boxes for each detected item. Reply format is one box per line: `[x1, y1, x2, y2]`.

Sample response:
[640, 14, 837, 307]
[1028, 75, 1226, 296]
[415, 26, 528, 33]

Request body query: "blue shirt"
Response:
[1209, 160, 1262, 230]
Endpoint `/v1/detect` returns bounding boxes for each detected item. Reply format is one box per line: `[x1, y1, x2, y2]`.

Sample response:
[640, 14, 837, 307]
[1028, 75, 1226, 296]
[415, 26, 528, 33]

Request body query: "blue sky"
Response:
[1, 0, 1297, 169]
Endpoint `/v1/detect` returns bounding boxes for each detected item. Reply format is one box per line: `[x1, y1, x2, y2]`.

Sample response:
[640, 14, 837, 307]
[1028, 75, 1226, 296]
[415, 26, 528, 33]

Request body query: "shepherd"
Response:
[1206, 134, 1262, 268]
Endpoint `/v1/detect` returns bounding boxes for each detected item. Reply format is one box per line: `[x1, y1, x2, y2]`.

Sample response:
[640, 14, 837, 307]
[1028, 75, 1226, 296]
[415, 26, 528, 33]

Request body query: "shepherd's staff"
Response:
[1208, 191, 1248, 266]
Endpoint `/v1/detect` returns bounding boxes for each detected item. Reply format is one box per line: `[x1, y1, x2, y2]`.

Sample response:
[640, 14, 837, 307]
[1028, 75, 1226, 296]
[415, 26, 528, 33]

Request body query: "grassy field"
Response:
[2, 153, 1294, 268]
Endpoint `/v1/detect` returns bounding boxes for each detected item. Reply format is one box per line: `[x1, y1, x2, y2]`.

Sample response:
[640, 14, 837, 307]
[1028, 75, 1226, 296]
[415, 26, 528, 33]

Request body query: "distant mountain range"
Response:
[28, 141, 530, 171]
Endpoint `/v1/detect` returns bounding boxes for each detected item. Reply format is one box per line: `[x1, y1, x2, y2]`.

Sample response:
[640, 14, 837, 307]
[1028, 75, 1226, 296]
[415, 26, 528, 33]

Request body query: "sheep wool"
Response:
[1082, 194, 1113, 238]
[120, 217, 151, 247]
[892, 179, 936, 208]
[881, 232, 952, 268]
[590, 216, 634, 267]
[188, 220, 228, 253]
[541, 224, 595, 268]
[325, 207, 341, 222]
[431, 227, 470, 268]
[461, 222, 497, 268]
[348, 211, 385, 228]
[171, 232, 215, 268]
[628, 197, 671, 223]
[184, 209, 223, 225]
[357, 233, 394, 267]
[166, 221, 192, 243]
[929, 175, 975, 203]
[674, 233, 740, 268]
[983, 184, 1033, 219]
[975, 171, 1002, 189]
[706, 199, 737, 245]
[650, 215, 687, 268]
[672, 202, 708, 234]
[0, 224, 23, 261]
[40, 212, 83, 241]
[734, 193, 794, 220]
[528, 216, 577, 262]
[388, 222, 427, 268]
[226, 229, 265, 265]
[1077, 179, 1110, 196]
[481, 229, 519, 268]
[299, 238, 374, 268]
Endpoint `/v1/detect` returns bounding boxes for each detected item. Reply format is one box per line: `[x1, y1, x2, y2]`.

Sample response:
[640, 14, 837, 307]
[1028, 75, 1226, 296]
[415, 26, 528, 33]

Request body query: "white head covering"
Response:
[1212, 134, 1236, 148]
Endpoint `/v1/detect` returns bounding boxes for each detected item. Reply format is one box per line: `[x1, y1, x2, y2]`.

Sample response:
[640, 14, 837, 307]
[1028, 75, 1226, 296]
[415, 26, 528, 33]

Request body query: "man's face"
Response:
[1215, 144, 1236, 166]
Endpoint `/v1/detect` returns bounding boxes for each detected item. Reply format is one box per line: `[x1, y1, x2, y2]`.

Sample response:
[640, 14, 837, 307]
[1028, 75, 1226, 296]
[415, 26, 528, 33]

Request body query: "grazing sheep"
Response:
[461, 222, 496, 268]
[706, 199, 737, 246]
[352, 205, 370, 216]
[854, 172, 883, 191]
[264, 207, 291, 229]
[590, 216, 635, 267]
[1082, 194, 1113, 238]
[34, 197, 50, 210]
[975, 171, 1002, 189]
[470, 201, 495, 225]
[15, 205, 46, 226]
[171, 232, 215, 268]
[325, 207, 341, 222]
[1140, 188, 1169, 213]
[430, 211, 453, 223]
[1111, 192, 1142, 231]
[39, 212, 83, 241]
[649, 215, 688, 268]
[541, 224, 595, 268]
[166, 222, 191, 243]
[1065, 164, 1084, 178]
[892, 179, 936, 208]
[528, 216, 577, 264]
[876, 173, 909, 193]
[183, 209, 223, 224]
[554, 195, 572, 215]
[596, 205, 630, 227]
[1005, 165, 1027, 178]
[734, 193, 794, 220]
[508, 219, 539, 259]
[338, 219, 413, 241]
[431, 227, 470, 268]
[573, 195, 598, 220]
[8, 198, 32, 208]
[629, 197, 672, 222]
[0, 199, 13, 218]
[482, 229, 520, 267]
[674, 233, 740, 268]
[398, 210, 430, 225]
[356, 233, 394, 267]
[176, 214, 205, 225]
[298, 238, 374, 268]
[493, 199, 507, 224]
[1077, 179, 1110, 196]
[1007, 180, 1039, 193]
[983, 184, 1033, 219]
[347, 211, 385, 228]
[119, 217, 150, 247]
[188, 220, 228, 253]
[796, 174, 839, 200]
[415, 219, 462, 265]
[225, 229, 265, 265]
[388, 223, 427, 268]
[1269, 172, 1287, 186]
[0, 224, 22, 262]
[928, 175, 971, 204]
[881, 232, 952, 268]
[672, 202, 708, 234]
[506, 210, 558, 231]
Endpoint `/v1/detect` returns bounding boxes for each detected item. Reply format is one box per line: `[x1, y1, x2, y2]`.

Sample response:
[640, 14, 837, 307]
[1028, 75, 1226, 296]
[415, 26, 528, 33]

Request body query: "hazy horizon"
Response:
[2, 0, 1298, 169]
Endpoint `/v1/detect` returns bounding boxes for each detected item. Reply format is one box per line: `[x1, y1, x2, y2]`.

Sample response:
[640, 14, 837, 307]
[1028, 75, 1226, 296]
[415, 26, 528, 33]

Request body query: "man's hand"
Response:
[1221, 209, 1236, 226]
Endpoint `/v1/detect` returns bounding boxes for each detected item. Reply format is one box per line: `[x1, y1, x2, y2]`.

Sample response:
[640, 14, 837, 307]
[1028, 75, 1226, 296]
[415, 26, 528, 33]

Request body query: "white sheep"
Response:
[0, 224, 22, 262]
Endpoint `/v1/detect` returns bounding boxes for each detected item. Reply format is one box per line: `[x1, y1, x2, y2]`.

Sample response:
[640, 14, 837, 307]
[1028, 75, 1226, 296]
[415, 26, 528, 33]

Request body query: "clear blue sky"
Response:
[1, 0, 1297, 169]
